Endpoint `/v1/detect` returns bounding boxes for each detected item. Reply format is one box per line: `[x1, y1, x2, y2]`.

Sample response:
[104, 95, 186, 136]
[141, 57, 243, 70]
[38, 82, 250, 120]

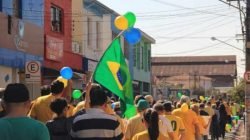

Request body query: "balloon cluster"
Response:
[114, 12, 142, 45]
[57, 67, 82, 100]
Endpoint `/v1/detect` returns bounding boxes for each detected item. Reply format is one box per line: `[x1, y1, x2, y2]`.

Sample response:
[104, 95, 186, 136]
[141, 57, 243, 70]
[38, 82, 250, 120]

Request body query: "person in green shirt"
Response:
[0, 83, 50, 140]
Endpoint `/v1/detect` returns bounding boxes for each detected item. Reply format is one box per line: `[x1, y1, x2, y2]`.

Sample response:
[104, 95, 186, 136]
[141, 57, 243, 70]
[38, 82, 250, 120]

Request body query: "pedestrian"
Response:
[204, 101, 215, 117]
[0, 83, 50, 140]
[153, 103, 174, 139]
[172, 96, 200, 140]
[132, 108, 168, 140]
[163, 102, 185, 140]
[0, 88, 6, 118]
[71, 85, 123, 140]
[125, 99, 149, 140]
[29, 80, 64, 123]
[219, 103, 228, 139]
[46, 98, 73, 140]
[210, 104, 220, 140]
[144, 95, 154, 107]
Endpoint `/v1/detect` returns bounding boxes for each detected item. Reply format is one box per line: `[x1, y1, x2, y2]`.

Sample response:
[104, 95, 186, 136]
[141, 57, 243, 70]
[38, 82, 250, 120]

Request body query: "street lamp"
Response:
[211, 37, 245, 53]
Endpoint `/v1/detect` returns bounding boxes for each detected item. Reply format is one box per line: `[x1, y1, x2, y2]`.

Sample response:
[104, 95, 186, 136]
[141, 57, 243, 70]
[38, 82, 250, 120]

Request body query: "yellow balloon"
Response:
[200, 96, 205, 101]
[114, 16, 128, 30]
[181, 103, 189, 112]
[57, 76, 68, 88]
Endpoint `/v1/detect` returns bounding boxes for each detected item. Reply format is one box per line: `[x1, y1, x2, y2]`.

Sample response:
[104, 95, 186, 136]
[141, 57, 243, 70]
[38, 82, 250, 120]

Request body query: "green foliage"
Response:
[228, 78, 245, 103]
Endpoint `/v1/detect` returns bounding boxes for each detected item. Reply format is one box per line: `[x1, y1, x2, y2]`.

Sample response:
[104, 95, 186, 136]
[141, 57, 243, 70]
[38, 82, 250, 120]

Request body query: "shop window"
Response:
[51, 6, 62, 32]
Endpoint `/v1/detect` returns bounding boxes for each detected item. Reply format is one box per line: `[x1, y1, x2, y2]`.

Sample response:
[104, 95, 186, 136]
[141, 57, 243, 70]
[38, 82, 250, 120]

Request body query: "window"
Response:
[51, 6, 62, 32]
[148, 49, 151, 71]
[133, 47, 136, 67]
[13, 0, 22, 18]
[141, 46, 144, 70]
[96, 21, 100, 49]
[143, 82, 150, 92]
[0, 0, 2, 12]
[87, 17, 91, 46]
[136, 45, 140, 69]
[144, 45, 148, 72]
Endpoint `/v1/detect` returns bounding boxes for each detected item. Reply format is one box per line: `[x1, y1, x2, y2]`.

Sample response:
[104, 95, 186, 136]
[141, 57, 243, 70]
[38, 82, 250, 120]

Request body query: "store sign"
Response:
[25, 61, 41, 83]
[46, 35, 63, 61]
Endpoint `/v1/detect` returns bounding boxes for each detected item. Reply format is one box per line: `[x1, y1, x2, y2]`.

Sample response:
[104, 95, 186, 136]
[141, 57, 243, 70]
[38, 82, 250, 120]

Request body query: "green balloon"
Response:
[72, 90, 82, 99]
[124, 12, 136, 27]
[177, 92, 182, 98]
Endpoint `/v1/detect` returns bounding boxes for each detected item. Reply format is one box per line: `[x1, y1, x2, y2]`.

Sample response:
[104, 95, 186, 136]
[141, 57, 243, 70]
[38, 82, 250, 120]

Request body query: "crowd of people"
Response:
[0, 79, 244, 140]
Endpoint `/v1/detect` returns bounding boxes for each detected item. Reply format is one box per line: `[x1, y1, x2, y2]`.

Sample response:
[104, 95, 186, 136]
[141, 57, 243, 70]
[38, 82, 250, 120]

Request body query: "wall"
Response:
[0, 12, 43, 76]
[72, 0, 84, 54]
[0, 65, 19, 88]
[82, 8, 112, 71]
[2, 0, 44, 26]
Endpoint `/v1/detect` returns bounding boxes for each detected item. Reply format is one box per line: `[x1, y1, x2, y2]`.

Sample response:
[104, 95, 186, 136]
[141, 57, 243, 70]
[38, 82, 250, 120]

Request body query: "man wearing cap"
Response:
[124, 99, 150, 140]
[29, 80, 64, 123]
[0, 83, 50, 140]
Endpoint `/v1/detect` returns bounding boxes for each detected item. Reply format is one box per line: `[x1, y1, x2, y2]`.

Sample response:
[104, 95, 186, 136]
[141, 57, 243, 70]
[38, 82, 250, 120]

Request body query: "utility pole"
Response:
[246, 0, 250, 139]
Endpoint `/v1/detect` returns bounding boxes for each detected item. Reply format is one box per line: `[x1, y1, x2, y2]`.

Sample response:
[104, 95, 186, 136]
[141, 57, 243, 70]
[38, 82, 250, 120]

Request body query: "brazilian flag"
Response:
[93, 37, 136, 118]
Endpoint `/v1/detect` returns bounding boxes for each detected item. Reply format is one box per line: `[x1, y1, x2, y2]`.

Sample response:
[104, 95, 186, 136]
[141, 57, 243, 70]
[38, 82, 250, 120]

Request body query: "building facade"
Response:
[0, 0, 44, 99]
[151, 55, 237, 98]
[132, 32, 155, 96]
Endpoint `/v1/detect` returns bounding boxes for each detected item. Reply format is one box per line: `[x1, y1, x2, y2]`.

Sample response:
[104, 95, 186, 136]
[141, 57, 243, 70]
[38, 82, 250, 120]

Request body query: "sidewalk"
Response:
[225, 120, 245, 140]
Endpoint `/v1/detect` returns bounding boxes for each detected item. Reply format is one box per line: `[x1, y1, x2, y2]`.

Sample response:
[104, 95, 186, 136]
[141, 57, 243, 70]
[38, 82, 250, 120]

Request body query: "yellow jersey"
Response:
[132, 130, 169, 140]
[28, 94, 55, 123]
[125, 114, 146, 140]
[172, 108, 199, 140]
[165, 114, 185, 140]
[73, 101, 85, 115]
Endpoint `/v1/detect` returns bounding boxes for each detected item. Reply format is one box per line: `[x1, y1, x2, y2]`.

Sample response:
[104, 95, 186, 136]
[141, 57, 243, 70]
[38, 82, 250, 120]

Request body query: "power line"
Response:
[156, 17, 237, 45]
[152, 38, 233, 55]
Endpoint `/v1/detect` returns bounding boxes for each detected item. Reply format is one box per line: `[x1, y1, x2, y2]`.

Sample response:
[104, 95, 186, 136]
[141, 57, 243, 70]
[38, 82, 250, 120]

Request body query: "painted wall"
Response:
[2, 0, 44, 26]
[22, 0, 44, 26]
[82, 9, 112, 68]
[72, 0, 84, 54]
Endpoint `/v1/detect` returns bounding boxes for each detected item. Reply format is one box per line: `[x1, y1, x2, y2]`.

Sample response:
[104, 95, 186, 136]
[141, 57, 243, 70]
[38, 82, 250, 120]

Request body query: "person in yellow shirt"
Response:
[163, 102, 185, 140]
[132, 108, 168, 140]
[29, 80, 65, 123]
[125, 99, 149, 140]
[204, 101, 215, 116]
[172, 96, 199, 140]
[153, 103, 174, 140]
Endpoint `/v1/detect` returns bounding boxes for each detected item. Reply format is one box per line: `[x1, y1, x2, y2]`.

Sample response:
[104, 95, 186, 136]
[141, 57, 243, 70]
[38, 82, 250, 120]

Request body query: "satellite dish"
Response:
[18, 20, 24, 38]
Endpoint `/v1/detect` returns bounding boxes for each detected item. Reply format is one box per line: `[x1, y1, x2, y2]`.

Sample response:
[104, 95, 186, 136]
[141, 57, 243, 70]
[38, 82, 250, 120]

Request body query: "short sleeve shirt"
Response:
[0, 117, 50, 140]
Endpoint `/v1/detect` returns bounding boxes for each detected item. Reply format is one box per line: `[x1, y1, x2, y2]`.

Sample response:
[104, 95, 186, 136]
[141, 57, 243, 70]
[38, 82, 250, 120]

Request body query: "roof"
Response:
[166, 74, 212, 81]
[152, 55, 237, 76]
[152, 55, 236, 63]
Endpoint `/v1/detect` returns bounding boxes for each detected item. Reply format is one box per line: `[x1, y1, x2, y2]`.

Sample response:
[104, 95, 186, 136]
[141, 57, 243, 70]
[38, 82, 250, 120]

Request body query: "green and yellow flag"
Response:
[93, 37, 136, 118]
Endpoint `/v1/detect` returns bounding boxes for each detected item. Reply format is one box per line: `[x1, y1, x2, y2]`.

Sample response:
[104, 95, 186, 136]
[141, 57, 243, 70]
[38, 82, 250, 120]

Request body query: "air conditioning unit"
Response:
[72, 42, 80, 54]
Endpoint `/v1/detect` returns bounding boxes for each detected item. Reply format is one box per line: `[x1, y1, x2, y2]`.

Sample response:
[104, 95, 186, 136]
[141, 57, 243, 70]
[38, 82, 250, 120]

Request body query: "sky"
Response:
[98, 0, 245, 77]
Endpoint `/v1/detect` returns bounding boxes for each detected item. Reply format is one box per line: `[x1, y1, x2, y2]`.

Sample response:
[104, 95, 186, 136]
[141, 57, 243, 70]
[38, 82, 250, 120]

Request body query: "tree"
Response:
[228, 78, 245, 103]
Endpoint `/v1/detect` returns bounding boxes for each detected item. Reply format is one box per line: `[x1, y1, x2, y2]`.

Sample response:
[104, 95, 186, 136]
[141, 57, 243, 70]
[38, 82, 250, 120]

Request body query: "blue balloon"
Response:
[124, 28, 141, 45]
[60, 67, 73, 80]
